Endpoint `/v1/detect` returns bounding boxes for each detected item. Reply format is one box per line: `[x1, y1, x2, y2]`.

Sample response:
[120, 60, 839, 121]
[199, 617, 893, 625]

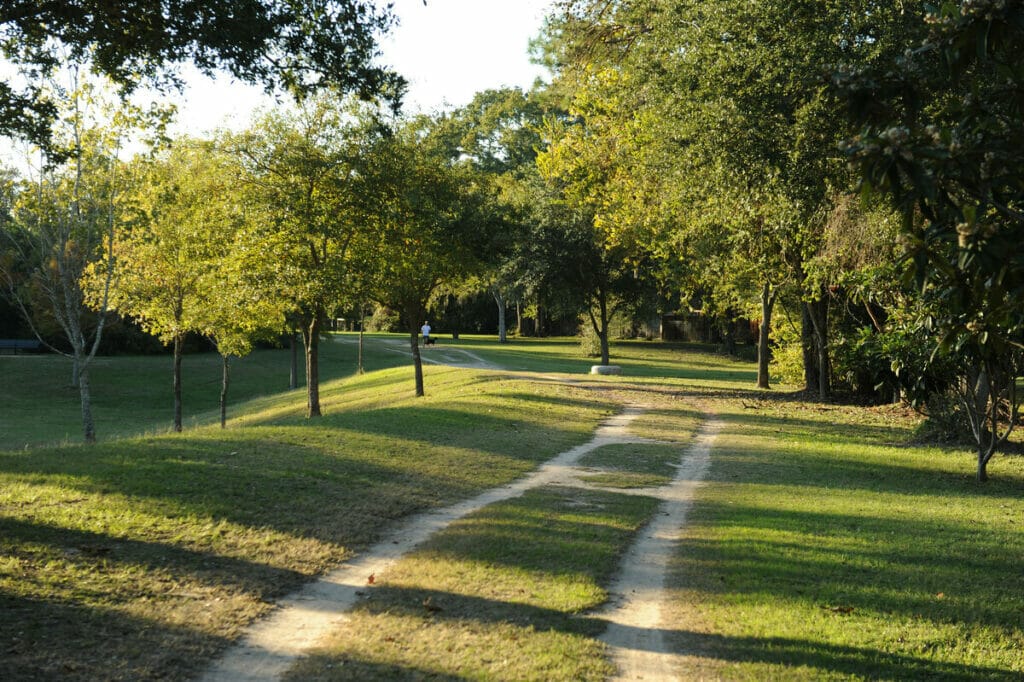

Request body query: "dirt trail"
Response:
[599, 418, 721, 681]
[201, 341, 717, 680]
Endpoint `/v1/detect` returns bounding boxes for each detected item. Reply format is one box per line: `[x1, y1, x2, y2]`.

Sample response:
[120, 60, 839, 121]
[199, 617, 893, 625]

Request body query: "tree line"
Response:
[2, 1, 1022, 481]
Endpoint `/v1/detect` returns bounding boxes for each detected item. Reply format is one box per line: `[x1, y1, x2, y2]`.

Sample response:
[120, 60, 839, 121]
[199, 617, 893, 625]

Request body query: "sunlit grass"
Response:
[664, 397, 1024, 680]
[578, 443, 686, 488]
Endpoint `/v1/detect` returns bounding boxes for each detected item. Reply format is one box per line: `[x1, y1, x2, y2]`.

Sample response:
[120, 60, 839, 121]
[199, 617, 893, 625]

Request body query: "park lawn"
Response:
[0, 363, 622, 680]
[0, 334, 409, 450]
[664, 396, 1024, 680]
[577, 442, 687, 488]
[285, 485, 663, 681]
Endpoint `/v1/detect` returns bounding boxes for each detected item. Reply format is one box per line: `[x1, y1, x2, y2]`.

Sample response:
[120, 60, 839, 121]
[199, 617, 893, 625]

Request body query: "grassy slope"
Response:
[0, 353, 621, 680]
[2, 335, 1023, 680]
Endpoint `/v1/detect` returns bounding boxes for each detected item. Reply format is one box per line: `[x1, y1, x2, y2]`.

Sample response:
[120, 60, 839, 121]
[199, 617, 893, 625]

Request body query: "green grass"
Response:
[578, 443, 686, 488]
[664, 398, 1024, 680]
[0, 363, 619, 680]
[2, 334, 1023, 680]
[285, 486, 662, 681]
[0, 335, 409, 449]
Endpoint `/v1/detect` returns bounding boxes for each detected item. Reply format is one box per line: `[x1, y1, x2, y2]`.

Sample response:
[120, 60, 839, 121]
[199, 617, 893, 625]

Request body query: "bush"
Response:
[365, 305, 402, 333]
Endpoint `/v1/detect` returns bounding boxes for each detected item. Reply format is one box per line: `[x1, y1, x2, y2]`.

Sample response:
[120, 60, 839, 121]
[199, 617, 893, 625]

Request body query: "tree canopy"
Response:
[0, 0, 402, 147]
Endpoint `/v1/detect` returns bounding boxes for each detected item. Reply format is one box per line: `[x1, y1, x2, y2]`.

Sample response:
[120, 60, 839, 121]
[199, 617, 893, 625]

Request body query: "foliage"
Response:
[361, 116, 492, 396]
[837, 0, 1024, 480]
[230, 96, 384, 416]
[0, 0, 402, 148]
[0, 71, 149, 442]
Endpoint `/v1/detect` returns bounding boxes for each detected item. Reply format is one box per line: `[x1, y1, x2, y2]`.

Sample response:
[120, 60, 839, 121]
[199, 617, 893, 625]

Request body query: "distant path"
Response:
[201, 341, 718, 681]
[333, 335, 501, 371]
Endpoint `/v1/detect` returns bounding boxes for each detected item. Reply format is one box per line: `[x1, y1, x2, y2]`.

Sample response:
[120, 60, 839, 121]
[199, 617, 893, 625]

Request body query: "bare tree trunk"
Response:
[173, 333, 183, 432]
[515, 300, 523, 337]
[78, 363, 96, 443]
[289, 332, 299, 389]
[357, 304, 366, 375]
[410, 322, 424, 397]
[757, 282, 777, 390]
[303, 316, 322, 417]
[588, 290, 610, 366]
[220, 354, 230, 428]
[494, 289, 507, 343]
[805, 297, 830, 400]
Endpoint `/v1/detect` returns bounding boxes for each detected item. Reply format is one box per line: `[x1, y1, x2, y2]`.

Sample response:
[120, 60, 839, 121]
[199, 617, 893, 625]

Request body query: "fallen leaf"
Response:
[367, 573, 375, 585]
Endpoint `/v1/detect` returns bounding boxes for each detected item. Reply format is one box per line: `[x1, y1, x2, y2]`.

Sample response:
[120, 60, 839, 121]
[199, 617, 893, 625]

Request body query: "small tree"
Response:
[1, 71, 145, 442]
[95, 140, 237, 432]
[232, 98, 383, 417]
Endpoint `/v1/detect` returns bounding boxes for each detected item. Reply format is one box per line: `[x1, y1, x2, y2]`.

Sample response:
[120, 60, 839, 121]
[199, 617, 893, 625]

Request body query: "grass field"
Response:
[1, 334, 1022, 680]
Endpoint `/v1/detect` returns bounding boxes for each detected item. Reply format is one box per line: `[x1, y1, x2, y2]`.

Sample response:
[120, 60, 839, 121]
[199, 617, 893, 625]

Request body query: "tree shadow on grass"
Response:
[707, 414, 1023, 497]
[287, 582, 1018, 681]
[0, 516, 298, 681]
[1, 592, 233, 682]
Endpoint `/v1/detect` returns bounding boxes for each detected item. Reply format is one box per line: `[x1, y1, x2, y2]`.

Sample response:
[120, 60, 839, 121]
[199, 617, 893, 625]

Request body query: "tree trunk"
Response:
[78, 362, 96, 443]
[303, 316, 322, 417]
[220, 354, 230, 428]
[410, 322, 425, 397]
[173, 333, 183, 432]
[757, 282, 776, 390]
[801, 303, 818, 391]
[289, 332, 299, 390]
[515, 300, 523, 336]
[358, 305, 366, 375]
[494, 289, 507, 343]
[589, 292, 610, 366]
[806, 296, 830, 400]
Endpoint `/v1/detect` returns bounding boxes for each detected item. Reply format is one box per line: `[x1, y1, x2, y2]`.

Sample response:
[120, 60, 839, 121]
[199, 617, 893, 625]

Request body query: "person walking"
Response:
[421, 321, 432, 346]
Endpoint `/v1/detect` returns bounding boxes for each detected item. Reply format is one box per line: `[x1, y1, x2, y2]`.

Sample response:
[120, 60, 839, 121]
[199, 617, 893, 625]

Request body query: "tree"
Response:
[95, 140, 241, 432]
[0, 0, 402, 148]
[838, 1, 1024, 480]
[543, 0, 925, 395]
[432, 88, 557, 343]
[0, 72, 143, 443]
[362, 118, 489, 396]
[232, 97, 381, 417]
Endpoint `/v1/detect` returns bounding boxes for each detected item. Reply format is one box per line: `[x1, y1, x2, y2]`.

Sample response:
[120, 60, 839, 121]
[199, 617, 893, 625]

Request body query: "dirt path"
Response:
[201, 342, 717, 680]
[598, 417, 721, 681]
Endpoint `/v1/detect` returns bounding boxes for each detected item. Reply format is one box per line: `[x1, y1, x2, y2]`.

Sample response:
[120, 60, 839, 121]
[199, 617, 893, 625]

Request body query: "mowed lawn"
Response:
[1, 335, 1023, 680]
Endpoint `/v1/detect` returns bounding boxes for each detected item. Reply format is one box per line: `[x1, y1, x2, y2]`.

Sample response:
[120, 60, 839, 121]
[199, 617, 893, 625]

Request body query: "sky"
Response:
[172, 0, 555, 136]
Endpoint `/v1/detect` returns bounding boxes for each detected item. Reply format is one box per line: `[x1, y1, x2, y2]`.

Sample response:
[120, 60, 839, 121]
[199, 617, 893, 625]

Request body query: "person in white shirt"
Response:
[421, 321, 432, 346]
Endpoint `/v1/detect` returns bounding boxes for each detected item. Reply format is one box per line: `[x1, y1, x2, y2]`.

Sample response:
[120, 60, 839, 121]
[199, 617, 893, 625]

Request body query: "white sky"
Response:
[172, 0, 554, 136]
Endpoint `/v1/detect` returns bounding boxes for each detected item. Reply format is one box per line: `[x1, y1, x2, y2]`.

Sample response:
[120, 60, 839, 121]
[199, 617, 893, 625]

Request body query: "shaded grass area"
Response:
[578, 443, 685, 488]
[286, 485, 662, 681]
[665, 398, 1024, 680]
[0, 366, 618, 680]
[0, 336, 409, 449]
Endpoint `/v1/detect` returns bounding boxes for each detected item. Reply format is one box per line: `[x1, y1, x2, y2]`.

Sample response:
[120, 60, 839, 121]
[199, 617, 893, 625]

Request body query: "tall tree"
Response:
[543, 0, 925, 395]
[362, 118, 489, 396]
[0, 0, 402, 148]
[838, 1, 1024, 480]
[232, 97, 381, 417]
